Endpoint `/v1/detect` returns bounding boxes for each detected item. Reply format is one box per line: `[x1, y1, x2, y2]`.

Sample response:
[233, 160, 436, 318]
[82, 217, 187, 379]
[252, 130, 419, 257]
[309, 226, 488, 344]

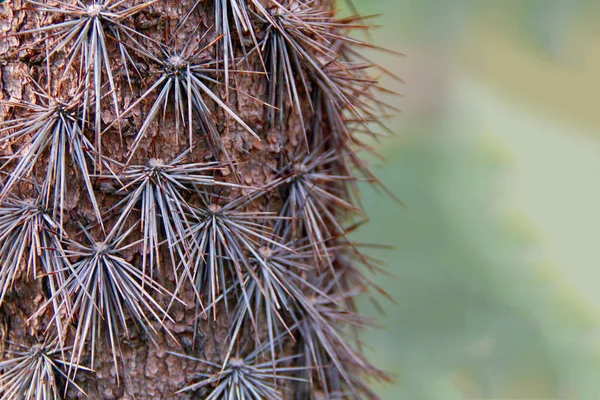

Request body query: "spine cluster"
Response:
[0, 0, 400, 398]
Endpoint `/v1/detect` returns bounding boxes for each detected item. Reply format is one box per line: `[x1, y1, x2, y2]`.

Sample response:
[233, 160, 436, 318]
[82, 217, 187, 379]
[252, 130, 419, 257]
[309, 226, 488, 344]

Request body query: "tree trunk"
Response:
[0, 0, 395, 398]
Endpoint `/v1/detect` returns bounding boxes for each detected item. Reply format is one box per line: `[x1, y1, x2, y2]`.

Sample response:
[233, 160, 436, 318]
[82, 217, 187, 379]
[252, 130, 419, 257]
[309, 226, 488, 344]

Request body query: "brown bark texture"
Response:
[0, 0, 398, 398]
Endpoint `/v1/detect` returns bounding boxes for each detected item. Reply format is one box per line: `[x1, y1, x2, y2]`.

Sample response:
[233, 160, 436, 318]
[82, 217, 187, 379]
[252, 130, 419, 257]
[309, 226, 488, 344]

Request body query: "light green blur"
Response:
[345, 1, 600, 398]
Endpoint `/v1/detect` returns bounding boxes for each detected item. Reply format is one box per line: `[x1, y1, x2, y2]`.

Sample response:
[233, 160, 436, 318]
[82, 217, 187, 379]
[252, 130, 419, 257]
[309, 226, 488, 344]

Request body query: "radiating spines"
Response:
[226, 239, 320, 367]
[183, 187, 288, 322]
[112, 29, 259, 166]
[252, 4, 402, 184]
[0, 83, 103, 230]
[0, 0, 396, 396]
[104, 154, 239, 287]
[269, 148, 363, 266]
[307, 51, 404, 206]
[17, 0, 157, 155]
[45, 222, 177, 382]
[310, 13, 403, 123]
[214, 0, 265, 95]
[291, 272, 387, 400]
[0, 194, 48, 305]
[331, 240, 396, 310]
[255, 2, 325, 138]
[327, 46, 402, 155]
[168, 338, 303, 399]
[0, 337, 90, 400]
[179, 0, 265, 82]
[0, 191, 73, 339]
[252, 3, 365, 139]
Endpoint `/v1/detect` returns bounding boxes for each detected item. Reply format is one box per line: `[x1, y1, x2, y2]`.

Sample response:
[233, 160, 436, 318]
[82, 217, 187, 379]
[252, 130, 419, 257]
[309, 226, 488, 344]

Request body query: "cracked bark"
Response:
[0, 0, 387, 399]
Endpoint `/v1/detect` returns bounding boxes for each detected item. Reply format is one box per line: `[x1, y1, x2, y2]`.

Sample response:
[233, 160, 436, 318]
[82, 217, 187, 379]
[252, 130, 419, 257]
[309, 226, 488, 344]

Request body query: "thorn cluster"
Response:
[0, 0, 401, 398]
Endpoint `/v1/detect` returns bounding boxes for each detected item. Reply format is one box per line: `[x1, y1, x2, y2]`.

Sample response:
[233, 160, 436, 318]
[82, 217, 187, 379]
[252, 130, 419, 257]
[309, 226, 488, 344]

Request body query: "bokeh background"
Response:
[344, 0, 600, 398]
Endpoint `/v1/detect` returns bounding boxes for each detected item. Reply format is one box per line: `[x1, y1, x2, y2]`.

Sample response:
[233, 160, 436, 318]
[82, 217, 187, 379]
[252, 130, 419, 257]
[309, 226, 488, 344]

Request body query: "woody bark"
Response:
[0, 0, 391, 398]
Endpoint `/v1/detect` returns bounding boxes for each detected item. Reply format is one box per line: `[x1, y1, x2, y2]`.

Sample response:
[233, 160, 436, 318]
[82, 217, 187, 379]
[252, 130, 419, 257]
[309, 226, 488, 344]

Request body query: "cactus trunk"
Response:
[0, 0, 397, 398]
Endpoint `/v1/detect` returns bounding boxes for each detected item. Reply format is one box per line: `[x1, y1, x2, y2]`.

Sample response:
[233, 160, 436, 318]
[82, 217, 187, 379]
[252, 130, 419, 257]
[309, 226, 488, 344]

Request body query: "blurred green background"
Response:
[345, 1, 600, 399]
